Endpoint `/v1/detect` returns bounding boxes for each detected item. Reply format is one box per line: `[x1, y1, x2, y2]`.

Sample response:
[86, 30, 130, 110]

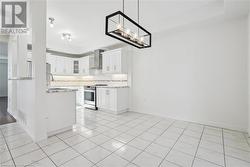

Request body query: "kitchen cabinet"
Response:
[64, 57, 73, 75]
[47, 54, 57, 74]
[47, 54, 75, 75]
[96, 87, 129, 114]
[79, 56, 89, 75]
[102, 48, 128, 74]
[73, 60, 79, 74]
[56, 56, 65, 74]
[76, 87, 84, 107]
[47, 54, 91, 76]
[47, 90, 76, 136]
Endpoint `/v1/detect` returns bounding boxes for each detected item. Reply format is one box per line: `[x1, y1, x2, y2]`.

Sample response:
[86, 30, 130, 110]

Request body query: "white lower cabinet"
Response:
[76, 87, 84, 107]
[97, 87, 129, 114]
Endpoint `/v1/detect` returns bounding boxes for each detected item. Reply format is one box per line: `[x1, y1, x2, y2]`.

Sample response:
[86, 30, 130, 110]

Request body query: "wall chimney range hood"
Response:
[89, 49, 104, 69]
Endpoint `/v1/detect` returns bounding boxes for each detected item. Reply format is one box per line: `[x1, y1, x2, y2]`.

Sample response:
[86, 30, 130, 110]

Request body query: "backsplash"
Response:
[50, 74, 129, 87]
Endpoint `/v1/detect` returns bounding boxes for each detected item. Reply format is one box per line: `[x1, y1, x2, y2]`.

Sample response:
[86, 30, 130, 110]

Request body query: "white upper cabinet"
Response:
[46, 47, 129, 76]
[64, 57, 73, 75]
[47, 54, 74, 75]
[47, 54, 90, 76]
[46, 54, 57, 74]
[56, 56, 65, 75]
[102, 48, 128, 74]
[79, 56, 89, 75]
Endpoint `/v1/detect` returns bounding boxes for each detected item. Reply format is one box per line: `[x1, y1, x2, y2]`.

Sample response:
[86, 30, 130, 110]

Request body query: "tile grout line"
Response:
[0, 128, 17, 167]
[114, 119, 166, 166]
[96, 118, 165, 166]
[54, 114, 145, 166]
[56, 131, 108, 166]
[222, 129, 227, 167]
[56, 116, 160, 166]
[128, 120, 176, 165]
[4, 111, 249, 167]
[190, 125, 205, 167]
[157, 122, 192, 167]
[56, 116, 164, 167]
[36, 143, 59, 167]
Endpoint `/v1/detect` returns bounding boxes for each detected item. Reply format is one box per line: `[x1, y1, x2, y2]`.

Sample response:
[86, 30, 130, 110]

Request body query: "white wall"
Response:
[7, 0, 48, 142]
[131, 17, 248, 132]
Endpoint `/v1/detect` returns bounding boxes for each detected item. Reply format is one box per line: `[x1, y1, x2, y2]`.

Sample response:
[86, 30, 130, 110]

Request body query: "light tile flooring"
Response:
[0, 109, 250, 167]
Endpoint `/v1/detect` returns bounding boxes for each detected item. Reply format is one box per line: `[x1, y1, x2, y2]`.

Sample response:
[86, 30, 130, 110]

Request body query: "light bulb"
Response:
[61, 35, 65, 40]
[117, 24, 122, 30]
[50, 23, 54, 28]
[140, 37, 144, 42]
[126, 29, 130, 35]
[68, 37, 72, 42]
[134, 33, 137, 38]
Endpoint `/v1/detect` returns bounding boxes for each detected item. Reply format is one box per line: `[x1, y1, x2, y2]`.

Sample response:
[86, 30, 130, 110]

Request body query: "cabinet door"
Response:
[56, 56, 65, 75]
[102, 49, 123, 74]
[97, 88, 103, 108]
[73, 60, 79, 74]
[109, 89, 117, 111]
[102, 53, 111, 74]
[79, 58, 85, 75]
[97, 88, 106, 109]
[79, 57, 89, 75]
[111, 50, 121, 73]
[102, 88, 116, 111]
[64, 57, 73, 75]
[104, 88, 110, 109]
[47, 55, 57, 74]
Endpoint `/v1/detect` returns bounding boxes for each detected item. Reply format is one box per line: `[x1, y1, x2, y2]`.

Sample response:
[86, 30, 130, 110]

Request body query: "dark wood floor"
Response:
[0, 97, 16, 125]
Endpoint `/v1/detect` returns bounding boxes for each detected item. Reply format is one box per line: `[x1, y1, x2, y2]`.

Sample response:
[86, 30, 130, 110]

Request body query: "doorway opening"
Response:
[0, 41, 16, 125]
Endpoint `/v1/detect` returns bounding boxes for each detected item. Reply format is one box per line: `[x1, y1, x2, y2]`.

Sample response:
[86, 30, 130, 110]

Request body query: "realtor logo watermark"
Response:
[0, 1, 28, 34]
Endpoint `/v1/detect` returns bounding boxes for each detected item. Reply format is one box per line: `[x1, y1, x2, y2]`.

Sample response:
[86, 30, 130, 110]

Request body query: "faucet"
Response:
[49, 73, 54, 81]
[47, 73, 54, 87]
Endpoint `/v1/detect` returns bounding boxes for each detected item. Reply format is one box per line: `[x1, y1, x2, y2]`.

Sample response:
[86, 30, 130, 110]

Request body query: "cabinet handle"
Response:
[107, 66, 109, 71]
[114, 65, 116, 71]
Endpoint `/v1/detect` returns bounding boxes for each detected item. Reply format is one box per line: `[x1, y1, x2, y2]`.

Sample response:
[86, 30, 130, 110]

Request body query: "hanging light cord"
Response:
[138, 0, 139, 25]
[137, 0, 140, 36]
[123, 0, 124, 13]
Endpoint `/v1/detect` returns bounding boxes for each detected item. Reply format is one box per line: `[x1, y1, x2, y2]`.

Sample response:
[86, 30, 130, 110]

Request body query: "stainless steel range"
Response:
[84, 86, 97, 110]
[84, 84, 108, 110]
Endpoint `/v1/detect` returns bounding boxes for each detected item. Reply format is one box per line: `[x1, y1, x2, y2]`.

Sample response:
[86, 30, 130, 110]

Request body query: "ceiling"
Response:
[47, 0, 250, 54]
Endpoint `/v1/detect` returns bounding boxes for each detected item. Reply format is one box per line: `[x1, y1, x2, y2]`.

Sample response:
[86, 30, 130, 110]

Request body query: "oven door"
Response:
[84, 90, 95, 105]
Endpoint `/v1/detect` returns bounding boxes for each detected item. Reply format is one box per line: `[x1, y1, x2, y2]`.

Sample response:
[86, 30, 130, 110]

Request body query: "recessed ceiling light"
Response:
[61, 33, 72, 42]
[48, 17, 55, 28]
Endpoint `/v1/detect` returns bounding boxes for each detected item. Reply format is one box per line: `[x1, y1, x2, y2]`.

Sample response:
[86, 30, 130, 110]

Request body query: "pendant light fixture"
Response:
[105, 0, 151, 49]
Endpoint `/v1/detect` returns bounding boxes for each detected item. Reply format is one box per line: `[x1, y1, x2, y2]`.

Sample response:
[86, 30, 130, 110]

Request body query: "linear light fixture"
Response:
[105, 0, 151, 49]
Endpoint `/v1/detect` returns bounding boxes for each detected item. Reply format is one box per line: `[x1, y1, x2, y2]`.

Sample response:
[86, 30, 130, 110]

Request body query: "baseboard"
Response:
[131, 110, 247, 133]
[47, 126, 73, 137]
[98, 108, 129, 115]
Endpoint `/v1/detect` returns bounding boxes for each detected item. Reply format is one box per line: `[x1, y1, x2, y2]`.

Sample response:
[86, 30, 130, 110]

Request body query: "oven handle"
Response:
[84, 90, 95, 93]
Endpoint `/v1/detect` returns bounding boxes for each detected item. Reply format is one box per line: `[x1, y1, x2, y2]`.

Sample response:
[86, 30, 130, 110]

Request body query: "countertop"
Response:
[95, 86, 129, 88]
[47, 88, 78, 93]
[8, 77, 33, 80]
